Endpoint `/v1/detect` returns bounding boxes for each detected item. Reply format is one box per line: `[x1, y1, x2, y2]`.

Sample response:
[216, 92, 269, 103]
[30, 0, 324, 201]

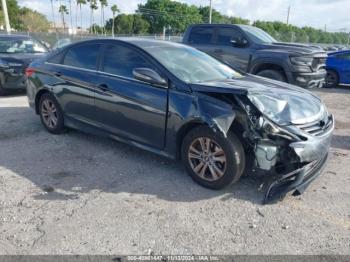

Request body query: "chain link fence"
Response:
[1, 31, 349, 51]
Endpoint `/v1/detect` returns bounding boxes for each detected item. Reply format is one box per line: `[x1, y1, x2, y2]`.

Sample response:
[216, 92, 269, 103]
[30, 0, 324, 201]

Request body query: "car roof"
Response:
[328, 50, 350, 56]
[71, 37, 187, 50]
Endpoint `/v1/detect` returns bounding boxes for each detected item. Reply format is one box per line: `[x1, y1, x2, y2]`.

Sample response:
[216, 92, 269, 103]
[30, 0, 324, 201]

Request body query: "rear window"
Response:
[63, 44, 101, 70]
[189, 27, 214, 44]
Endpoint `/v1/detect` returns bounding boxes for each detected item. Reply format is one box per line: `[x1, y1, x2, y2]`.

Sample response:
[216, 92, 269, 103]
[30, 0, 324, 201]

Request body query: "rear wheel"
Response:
[181, 126, 245, 190]
[39, 93, 65, 134]
[256, 69, 286, 82]
[326, 70, 339, 88]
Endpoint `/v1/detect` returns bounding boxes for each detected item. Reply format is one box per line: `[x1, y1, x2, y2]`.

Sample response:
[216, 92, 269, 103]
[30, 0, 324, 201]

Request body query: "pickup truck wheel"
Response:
[181, 126, 245, 190]
[39, 93, 65, 134]
[256, 70, 286, 82]
[326, 70, 339, 88]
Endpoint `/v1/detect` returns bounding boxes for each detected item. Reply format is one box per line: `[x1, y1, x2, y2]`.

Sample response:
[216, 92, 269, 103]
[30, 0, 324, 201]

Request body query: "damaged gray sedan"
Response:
[26, 39, 334, 203]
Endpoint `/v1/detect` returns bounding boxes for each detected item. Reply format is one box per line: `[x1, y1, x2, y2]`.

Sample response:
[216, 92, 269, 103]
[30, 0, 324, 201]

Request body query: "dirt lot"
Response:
[0, 88, 349, 255]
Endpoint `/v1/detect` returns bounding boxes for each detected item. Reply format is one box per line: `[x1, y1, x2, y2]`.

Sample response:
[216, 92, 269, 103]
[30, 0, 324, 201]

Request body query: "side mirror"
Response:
[132, 68, 167, 87]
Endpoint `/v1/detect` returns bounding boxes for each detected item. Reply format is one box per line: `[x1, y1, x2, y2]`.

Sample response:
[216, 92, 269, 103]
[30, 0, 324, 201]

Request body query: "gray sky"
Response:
[18, 0, 350, 32]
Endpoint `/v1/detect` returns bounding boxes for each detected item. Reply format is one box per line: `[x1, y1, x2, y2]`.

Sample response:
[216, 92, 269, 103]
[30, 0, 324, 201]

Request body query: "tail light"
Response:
[25, 67, 35, 77]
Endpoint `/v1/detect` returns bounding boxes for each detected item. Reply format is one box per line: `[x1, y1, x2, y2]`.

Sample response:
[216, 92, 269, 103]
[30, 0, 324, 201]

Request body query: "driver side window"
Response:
[216, 28, 244, 46]
[101, 44, 155, 79]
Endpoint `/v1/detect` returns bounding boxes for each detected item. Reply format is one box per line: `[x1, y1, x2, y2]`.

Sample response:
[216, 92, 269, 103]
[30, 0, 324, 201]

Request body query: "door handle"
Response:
[214, 49, 223, 54]
[54, 71, 62, 77]
[98, 83, 109, 92]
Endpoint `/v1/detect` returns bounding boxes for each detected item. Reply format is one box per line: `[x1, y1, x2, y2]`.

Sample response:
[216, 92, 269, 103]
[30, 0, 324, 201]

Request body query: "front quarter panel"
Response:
[165, 89, 236, 158]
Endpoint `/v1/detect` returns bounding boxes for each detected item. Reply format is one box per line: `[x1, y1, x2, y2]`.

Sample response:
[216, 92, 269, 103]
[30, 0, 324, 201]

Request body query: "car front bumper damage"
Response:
[256, 114, 334, 204]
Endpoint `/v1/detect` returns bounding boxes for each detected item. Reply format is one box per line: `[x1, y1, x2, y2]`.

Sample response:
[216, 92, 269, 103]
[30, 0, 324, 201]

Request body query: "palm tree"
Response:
[111, 4, 119, 37]
[99, 0, 108, 35]
[59, 4, 69, 32]
[87, 0, 98, 34]
[50, 0, 58, 39]
[76, 0, 86, 35]
[68, 0, 74, 33]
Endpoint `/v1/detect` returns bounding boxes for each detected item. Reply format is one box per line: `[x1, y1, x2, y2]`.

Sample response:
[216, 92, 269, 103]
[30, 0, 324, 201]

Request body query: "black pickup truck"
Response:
[183, 24, 327, 88]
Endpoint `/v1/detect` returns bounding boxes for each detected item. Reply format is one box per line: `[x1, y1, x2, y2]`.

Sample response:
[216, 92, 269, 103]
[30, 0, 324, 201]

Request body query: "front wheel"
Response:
[325, 70, 339, 88]
[181, 126, 245, 190]
[39, 93, 65, 134]
[256, 69, 286, 82]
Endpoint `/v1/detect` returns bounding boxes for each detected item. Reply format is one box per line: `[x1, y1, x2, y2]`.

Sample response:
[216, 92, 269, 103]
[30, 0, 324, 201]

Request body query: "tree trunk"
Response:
[80, 4, 83, 36]
[112, 14, 115, 37]
[62, 13, 66, 32]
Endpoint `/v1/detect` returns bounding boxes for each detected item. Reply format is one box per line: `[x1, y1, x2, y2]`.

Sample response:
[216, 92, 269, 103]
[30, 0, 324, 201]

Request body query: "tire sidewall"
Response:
[39, 93, 65, 134]
[326, 70, 339, 88]
[181, 126, 245, 190]
[257, 70, 286, 82]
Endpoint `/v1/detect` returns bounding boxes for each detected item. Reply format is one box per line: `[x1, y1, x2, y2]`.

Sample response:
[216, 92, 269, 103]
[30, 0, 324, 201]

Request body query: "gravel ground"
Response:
[0, 88, 349, 255]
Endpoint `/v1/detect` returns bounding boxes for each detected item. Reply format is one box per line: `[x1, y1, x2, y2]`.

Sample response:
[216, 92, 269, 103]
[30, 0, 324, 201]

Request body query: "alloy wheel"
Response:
[41, 99, 58, 129]
[188, 137, 227, 181]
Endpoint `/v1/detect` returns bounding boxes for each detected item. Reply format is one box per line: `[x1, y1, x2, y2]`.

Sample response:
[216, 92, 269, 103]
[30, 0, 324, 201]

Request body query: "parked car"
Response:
[182, 24, 327, 89]
[26, 39, 334, 203]
[0, 34, 48, 95]
[325, 50, 350, 87]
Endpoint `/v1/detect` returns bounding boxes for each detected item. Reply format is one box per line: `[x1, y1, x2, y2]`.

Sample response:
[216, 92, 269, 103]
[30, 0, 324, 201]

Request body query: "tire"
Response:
[256, 69, 286, 82]
[326, 70, 339, 88]
[39, 93, 65, 134]
[181, 126, 245, 190]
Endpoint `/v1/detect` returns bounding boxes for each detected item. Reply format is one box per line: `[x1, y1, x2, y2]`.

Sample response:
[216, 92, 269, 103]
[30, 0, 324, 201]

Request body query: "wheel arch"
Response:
[34, 89, 50, 114]
[176, 120, 207, 159]
[251, 62, 287, 77]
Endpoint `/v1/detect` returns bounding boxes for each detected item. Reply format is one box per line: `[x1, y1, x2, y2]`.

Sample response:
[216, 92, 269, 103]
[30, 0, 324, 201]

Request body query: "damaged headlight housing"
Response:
[248, 93, 288, 124]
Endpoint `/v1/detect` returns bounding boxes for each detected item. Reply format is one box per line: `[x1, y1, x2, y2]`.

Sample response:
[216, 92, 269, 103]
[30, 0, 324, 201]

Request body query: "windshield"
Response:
[0, 37, 47, 54]
[240, 25, 277, 44]
[145, 45, 242, 84]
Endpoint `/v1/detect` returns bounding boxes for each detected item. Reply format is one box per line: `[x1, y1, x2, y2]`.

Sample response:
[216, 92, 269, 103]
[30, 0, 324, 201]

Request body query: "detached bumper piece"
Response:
[264, 153, 328, 204]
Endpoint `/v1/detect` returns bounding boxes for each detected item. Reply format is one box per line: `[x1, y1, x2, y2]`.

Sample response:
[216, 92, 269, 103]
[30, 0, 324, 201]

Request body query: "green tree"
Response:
[59, 5, 69, 31]
[137, 0, 202, 34]
[76, 0, 86, 33]
[110, 4, 120, 37]
[105, 14, 149, 35]
[0, 0, 22, 29]
[87, 0, 98, 34]
[19, 7, 50, 32]
[99, 0, 108, 35]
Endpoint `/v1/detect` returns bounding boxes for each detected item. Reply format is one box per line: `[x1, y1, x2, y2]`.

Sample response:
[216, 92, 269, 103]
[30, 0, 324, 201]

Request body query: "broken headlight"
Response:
[248, 93, 288, 123]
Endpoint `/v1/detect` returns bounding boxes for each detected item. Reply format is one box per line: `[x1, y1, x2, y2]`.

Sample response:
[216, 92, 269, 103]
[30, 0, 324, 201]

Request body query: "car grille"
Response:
[297, 115, 333, 136]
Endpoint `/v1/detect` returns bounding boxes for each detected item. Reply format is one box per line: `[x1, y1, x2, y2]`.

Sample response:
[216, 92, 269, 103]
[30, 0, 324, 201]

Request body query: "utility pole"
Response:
[1, 0, 11, 34]
[69, 0, 73, 34]
[209, 0, 212, 24]
[286, 5, 291, 25]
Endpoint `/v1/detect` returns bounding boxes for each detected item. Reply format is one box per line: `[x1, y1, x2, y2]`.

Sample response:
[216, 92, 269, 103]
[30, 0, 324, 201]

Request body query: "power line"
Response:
[137, 8, 195, 19]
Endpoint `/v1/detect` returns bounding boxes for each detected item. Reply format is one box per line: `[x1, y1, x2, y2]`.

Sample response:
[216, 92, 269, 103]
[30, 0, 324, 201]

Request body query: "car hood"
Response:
[258, 42, 327, 56]
[190, 75, 325, 126]
[0, 53, 47, 67]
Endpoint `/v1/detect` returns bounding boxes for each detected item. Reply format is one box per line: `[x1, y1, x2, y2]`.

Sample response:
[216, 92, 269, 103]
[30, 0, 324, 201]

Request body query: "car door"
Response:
[339, 52, 350, 84]
[94, 43, 168, 149]
[47, 42, 103, 125]
[213, 27, 252, 72]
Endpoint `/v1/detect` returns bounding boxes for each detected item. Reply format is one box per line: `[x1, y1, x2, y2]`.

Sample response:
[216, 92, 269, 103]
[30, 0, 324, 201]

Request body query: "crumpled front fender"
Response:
[195, 94, 236, 137]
